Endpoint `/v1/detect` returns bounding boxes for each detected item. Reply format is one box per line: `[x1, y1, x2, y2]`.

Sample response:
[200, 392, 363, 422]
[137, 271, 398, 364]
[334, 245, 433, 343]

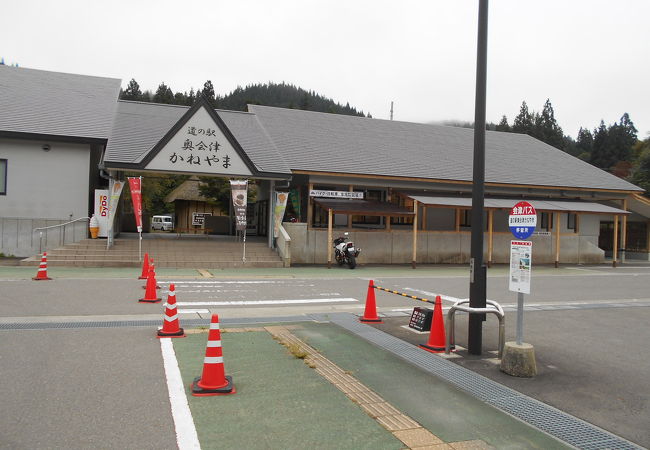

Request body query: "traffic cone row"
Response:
[32, 252, 52, 281]
[157, 284, 185, 338]
[359, 280, 452, 353]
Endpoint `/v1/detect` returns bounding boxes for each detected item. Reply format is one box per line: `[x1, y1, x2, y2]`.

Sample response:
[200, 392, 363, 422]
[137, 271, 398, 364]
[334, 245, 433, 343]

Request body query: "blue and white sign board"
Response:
[509, 201, 537, 239]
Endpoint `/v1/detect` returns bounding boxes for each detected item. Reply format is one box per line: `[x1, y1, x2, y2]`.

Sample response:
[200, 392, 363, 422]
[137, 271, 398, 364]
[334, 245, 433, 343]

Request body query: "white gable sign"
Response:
[145, 106, 252, 176]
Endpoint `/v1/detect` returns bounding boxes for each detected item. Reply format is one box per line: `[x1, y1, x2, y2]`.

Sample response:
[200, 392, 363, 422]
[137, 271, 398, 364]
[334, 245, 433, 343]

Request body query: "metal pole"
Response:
[516, 292, 524, 345]
[468, 0, 489, 356]
[139, 232, 142, 262]
[243, 228, 247, 263]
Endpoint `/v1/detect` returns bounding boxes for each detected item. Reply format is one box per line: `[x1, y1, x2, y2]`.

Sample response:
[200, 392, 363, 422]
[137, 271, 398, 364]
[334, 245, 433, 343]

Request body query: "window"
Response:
[0, 159, 6, 195]
[460, 209, 471, 227]
[540, 212, 554, 231]
[567, 213, 577, 231]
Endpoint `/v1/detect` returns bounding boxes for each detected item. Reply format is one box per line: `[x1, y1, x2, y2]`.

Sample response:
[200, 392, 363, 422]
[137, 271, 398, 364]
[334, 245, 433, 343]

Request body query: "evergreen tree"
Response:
[512, 101, 534, 135]
[590, 121, 611, 169]
[495, 115, 510, 132]
[153, 83, 174, 104]
[201, 80, 216, 106]
[121, 79, 143, 101]
[575, 127, 593, 160]
[534, 99, 564, 148]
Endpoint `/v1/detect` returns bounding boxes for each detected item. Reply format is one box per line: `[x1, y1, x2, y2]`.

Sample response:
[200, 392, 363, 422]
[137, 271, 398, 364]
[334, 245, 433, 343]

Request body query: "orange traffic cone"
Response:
[138, 253, 150, 280]
[419, 296, 453, 353]
[157, 284, 185, 338]
[32, 252, 52, 281]
[139, 267, 161, 303]
[360, 280, 382, 323]
[191, 314, 236, 396]
[142, 258, 160, 289]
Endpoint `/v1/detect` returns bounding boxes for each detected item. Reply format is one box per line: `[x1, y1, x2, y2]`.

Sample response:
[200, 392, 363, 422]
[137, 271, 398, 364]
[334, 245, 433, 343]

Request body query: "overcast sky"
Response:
[2, 0, 649, 138]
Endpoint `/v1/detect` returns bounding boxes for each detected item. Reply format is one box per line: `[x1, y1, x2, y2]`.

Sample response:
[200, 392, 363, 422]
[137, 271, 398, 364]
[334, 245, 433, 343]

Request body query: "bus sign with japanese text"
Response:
[508, 201, 536, 239]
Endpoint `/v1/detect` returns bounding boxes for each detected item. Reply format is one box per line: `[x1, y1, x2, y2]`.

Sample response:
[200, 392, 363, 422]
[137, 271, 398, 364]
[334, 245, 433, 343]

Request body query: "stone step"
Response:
[20, 259, 283, 268]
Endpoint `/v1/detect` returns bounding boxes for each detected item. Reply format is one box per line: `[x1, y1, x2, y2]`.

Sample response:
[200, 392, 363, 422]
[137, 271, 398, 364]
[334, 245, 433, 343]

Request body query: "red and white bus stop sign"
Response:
[508, 201, 537, 239]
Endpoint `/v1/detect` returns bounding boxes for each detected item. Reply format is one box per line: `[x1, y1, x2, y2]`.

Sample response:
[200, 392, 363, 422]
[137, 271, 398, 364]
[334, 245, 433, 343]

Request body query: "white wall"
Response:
[0, 138, 90, 219]
[0, 138, 91, 256]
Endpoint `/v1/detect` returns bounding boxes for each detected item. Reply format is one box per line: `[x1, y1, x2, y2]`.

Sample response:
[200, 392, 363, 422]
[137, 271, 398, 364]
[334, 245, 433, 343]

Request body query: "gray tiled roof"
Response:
[103, 101, 291, 175]
[249, 105, 642, 192]
[0, 65, 121, 140]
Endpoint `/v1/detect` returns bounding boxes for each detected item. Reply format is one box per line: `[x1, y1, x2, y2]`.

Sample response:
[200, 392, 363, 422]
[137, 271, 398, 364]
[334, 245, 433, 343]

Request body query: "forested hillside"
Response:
[120, 79, 369, 117]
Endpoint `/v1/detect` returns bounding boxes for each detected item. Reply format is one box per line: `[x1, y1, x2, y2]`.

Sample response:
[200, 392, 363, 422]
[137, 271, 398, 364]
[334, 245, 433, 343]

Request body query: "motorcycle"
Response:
[333, 232, 360, 269]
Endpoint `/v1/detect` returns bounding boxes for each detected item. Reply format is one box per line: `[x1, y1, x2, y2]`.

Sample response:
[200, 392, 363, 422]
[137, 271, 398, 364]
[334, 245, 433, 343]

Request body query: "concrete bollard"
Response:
[500, 342, 537, 377]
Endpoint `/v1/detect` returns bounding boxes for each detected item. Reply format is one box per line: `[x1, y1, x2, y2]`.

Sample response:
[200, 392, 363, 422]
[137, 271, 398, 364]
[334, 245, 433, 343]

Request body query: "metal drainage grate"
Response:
[327, 312, 642, 450]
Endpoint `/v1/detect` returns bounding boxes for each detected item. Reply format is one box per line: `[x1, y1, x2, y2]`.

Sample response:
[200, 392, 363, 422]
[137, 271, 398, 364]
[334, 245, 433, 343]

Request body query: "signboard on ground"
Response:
[309, 190, 364, 199]
[192, 212, 212, 227]
[408, 307, 433, 332]
[508, 201, 537, 239]
[509, 240, 532, 294]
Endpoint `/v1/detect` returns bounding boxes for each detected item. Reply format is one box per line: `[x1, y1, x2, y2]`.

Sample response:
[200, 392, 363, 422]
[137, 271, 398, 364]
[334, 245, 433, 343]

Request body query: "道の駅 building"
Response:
[2, 65, 649, 266]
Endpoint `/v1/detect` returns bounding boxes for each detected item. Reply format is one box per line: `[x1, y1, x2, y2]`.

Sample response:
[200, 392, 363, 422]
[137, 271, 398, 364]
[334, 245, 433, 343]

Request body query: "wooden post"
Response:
[348, 185, 353, 229]
[487, 209, 494, 268]
[455, 208, 460, 232]
[307, 183, 314, 228]
[621, 198, 627, 263]
[327, 208, 333, 269]
[612, 215, 619, 268]
[412, 200, 418, 269]
[554, 212, 561, 268]
[422, 206, 427, 230]
[386, 216, 391, 231]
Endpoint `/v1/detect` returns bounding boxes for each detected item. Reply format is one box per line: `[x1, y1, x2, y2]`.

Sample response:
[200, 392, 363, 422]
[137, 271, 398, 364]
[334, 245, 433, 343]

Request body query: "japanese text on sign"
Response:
[509, 240, 532, 294]
[167, 125, 232, 169]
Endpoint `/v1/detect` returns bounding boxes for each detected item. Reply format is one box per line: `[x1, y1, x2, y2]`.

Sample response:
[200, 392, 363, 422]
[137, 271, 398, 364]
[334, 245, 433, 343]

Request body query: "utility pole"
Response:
[468, 0, 489, 355]
[390, 101, 394, 120]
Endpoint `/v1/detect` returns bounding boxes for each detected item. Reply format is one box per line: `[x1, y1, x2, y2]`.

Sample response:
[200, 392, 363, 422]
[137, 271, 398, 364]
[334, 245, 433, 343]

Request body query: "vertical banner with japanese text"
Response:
[274, 191, 288, 238]
[127, 177, 143, 232]
[230, 180, 248, 231]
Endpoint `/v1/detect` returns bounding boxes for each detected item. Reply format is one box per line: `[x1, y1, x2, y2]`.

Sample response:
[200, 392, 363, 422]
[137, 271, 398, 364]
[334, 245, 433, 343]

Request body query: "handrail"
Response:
[277, 223, 292, 267]
[446, 299, 505, 358]
[32, 217, 90, 253]
[33, 217, 89, 233]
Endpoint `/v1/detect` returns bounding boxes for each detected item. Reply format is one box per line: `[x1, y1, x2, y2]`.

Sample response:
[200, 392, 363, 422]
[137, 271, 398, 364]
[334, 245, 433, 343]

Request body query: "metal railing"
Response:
[446, 299, 505, 358]
[33, 217, 89, 253]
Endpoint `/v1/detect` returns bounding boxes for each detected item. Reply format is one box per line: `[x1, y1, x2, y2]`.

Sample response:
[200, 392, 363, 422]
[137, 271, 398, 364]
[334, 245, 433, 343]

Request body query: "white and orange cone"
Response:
[32, 252, 52, 281]
[190, 314, 236, 396]
[157, 284, 185, 338]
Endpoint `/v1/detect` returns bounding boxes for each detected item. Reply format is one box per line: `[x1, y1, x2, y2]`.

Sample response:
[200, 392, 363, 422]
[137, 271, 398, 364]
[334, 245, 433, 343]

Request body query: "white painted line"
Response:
[402, 287, 474, 304]
[176, 298, 358, 306]
[178, 309, 210, 314]
[159, 338, 201, 450]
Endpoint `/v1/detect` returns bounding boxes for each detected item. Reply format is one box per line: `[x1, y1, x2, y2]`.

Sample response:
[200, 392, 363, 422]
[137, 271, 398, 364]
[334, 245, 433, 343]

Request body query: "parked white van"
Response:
[151, 215, 174, 231]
